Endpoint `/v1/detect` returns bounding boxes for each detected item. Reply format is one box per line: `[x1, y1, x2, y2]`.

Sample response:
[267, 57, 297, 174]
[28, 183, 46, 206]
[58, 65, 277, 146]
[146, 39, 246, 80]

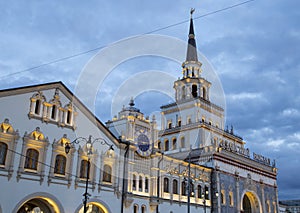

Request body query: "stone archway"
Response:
[241, 191, 262, 213]
[75, 198, 112, 213]
[13, 192, 63, 213]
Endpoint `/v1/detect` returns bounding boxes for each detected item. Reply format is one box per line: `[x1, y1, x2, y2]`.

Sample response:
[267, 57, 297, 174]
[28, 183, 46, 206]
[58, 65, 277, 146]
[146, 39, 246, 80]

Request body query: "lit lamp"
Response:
[65, 135, 113, 213]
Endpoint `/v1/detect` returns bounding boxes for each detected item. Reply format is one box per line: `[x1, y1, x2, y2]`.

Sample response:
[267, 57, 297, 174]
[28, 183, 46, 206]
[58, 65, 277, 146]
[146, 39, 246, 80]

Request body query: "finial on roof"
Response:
[129, 97, 135, 107]
[190, 8, 195, 17]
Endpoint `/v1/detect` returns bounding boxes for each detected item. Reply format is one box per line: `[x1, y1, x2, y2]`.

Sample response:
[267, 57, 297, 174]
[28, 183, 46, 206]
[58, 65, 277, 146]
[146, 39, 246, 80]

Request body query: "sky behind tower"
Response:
[0, 0, 299, 199]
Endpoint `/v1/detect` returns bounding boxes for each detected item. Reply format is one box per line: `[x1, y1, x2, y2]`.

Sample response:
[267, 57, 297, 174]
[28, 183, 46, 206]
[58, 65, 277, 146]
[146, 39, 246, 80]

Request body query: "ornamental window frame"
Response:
[17, 127, 49, 184]
[0, 119, 19, 180]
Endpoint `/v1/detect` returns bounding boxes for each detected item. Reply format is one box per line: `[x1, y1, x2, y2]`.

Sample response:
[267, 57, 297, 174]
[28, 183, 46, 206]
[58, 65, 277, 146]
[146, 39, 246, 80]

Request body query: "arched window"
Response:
[66, 110, 72, 124]
[79, 160, 90, 179]
[181, 137, 185, 148]
[182, 181, 187, 196]
[204, 186, 209, 200]
[163, 177, 169, 193]
[192, 85, 198, 98]
[132, 174, 137, 190]
[0, 142, 8, 165]
[51, 105, 57, 120]
[34, 99, 41, 115]
[202, 87, 206, 99]
[221, 190, 225, 204]
[141, 205, 146, 213]
[190, 182, 195, 197]
[103, 164, 112, 183]
[24, 149, 39, 170]
[172, 138, 177, 150]
[165, 140, 169, 151]
[182, 86, 186, 99]
[54, 154, 66, 175]
[229, 192, 234, 206]
[197, 185, 202, 199]
[145, 177, 149, 192]
[158, 141, 161, 150]
[139, 175, 143, 191]
[133, 204, 138, 213]
[173, 179, 178, 194]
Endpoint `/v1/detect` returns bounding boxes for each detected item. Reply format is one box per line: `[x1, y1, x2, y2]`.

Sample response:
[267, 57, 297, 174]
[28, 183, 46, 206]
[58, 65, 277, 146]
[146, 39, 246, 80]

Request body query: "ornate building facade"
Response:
[0, 13, 278, 213]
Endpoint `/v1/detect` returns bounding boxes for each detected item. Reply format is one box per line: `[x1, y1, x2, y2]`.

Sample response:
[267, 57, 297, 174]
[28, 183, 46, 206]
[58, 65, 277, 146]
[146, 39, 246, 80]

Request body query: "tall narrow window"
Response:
[158, 141, 161, 150]
[182, 86, 186, 99]
[24, 149, 39, 170]
[178, 120, 181, 127]
[0, 142, 8, 165]
[202, 87, 206, 99]
[133, 205, 138, 213]
[197, 185, 202, 199]
[190, 182, 195, 197]
[51, 105, 57, 120]
[173, 179, 178, 194]
[145, 177, 149, 192]
[79, 160, 90, 179]
[181, 137, 185, 148]
[168, 122, 172, 129]
[192, 85, 198, 98]
[66, 110, 72, 124]
[103, 164, 112, 183]
[139, 175, 143, 192]
[132, 174, 136, 190]
[165, 140, 169, 151]
[229, 192, 234, 206]
[221, 191, 225, 204]
[54, 154, 66, 175]
[182, 181, 187, 196]
[205, 186, 209, 200]
[141, 205, 146, 213]
[34, 100, 40, 114]
[163, 177, 169, 193]
[172, 138, 177, 150]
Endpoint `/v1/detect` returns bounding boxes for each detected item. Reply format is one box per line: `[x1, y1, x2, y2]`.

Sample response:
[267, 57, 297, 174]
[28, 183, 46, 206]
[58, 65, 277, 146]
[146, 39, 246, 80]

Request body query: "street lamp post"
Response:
[65, 135, 113, 213]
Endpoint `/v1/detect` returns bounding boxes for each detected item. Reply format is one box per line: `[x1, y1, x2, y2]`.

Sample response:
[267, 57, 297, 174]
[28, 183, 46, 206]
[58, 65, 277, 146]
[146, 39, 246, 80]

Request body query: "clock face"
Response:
[137, 133, 152, 157]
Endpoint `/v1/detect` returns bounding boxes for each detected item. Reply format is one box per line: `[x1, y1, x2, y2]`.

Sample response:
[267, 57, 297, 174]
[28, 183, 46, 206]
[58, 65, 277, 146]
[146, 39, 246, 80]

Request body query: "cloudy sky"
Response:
[1, 0, 299, 200]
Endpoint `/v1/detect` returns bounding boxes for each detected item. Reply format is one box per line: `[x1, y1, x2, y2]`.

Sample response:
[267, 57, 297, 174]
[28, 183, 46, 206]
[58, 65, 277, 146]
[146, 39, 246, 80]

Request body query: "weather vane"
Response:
[190, 8, 195, 17]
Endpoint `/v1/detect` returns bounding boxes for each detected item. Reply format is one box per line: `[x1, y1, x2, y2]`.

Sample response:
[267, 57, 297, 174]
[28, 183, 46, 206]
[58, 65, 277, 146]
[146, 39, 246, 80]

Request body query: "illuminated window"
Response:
[24, 149, 39, 170]
[173, 179, 178, 194]
[0, 142, 8, 165]
[54, 154, 66, 175]
[204, 186, 209, 200]
[103, 164, 112, 183]
[190, 182, 195, 197]
[229, 192, 234, 206]
[79, 160, 90, 179]
[221, 190, 226, 205]
[164, 177, 169, 193]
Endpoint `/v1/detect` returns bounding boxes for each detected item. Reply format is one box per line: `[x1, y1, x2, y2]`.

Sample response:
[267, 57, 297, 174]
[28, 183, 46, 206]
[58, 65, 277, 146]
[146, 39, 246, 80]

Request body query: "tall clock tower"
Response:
[159, 12, 225, 153]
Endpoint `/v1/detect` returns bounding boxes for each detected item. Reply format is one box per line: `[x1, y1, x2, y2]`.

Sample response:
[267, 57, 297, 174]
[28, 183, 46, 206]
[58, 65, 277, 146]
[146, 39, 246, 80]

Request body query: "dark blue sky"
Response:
[0, 0, 299, 200]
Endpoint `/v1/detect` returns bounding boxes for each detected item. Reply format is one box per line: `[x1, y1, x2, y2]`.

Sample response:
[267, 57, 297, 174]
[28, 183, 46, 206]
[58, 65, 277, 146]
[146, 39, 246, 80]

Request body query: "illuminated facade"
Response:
[0, 13, 278, 213]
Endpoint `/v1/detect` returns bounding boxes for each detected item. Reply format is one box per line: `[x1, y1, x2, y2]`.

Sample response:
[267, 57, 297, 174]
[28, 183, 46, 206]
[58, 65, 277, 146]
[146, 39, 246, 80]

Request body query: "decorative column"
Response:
[235, 172, 240, 213]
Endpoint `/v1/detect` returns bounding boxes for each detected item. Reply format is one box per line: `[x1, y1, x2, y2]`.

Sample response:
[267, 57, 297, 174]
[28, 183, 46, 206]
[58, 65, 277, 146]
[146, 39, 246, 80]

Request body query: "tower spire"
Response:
[186, 8, 198, 62]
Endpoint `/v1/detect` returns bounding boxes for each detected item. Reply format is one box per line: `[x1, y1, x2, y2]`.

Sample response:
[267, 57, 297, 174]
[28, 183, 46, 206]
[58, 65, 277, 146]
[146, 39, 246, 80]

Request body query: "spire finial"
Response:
[190, 8, 195, 17]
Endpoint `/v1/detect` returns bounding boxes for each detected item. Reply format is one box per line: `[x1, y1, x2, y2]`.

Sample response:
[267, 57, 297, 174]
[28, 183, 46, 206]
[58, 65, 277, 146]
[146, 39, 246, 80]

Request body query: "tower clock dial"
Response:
[136, 133, 152, 157]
